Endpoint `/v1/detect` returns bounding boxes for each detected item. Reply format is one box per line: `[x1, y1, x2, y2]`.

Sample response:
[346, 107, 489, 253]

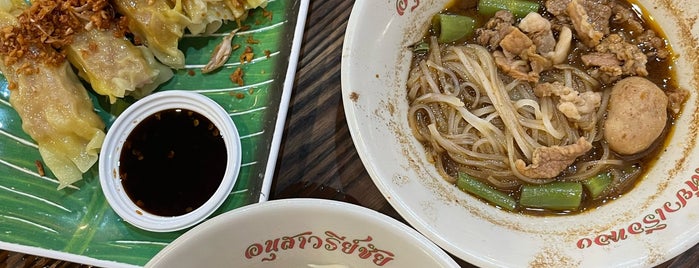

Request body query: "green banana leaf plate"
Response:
[0, 0, 309, 266]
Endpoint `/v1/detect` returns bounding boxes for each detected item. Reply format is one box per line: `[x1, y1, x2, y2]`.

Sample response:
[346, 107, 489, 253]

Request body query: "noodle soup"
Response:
[406, 0, 688, 215]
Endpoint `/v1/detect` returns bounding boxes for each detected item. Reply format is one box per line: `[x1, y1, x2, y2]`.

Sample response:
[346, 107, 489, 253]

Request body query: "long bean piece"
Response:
[582, 173, 612, 199]
[520, 182, 583, 211]
[434, 14, 476, 43]
[457, 172, 517, 211]
[477, 0, 540, 18]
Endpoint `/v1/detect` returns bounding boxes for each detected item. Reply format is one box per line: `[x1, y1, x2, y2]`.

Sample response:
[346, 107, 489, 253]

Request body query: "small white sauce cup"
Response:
[99, 90, 242, 232]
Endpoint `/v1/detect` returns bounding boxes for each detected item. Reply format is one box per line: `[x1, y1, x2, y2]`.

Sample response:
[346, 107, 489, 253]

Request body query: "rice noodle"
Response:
[406, 41, 619, 188]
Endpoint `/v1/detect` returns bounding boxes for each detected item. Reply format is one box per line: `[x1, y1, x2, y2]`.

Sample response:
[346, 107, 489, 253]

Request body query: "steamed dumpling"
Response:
[1, 60, 106, 188]
[66, 27, 174, 104]
[113, 0, 190, 68]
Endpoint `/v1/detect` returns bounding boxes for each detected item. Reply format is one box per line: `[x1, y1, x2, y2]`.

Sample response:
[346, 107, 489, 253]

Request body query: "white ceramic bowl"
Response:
[99, 90, 242, 232]
[145, 198, 459, 267]
[342, 0, 699, 267]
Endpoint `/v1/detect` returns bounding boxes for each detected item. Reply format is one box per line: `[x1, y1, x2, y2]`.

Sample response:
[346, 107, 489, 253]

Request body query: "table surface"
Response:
[2, 0, 699, 267]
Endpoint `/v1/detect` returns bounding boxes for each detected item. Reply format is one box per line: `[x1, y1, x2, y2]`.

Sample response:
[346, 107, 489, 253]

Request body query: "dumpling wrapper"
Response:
[0, 0, 24, 16]
[66, 27, 174, 104]
[223, 0, 268, 20]
[1, 60, 106, 189]
[178, 0, 269, 35]
[241, 0, 268, 10]
[113, 0, 190, 69]
[0, 0, 105, 189]
[179, 0, 236, 35]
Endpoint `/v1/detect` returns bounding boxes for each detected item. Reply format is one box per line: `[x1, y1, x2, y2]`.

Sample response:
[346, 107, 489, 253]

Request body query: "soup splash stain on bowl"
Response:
[99, 90, 242, 232]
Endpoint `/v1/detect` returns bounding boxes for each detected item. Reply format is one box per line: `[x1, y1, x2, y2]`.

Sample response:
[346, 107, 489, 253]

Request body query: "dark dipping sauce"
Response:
[119, 108, 228, 217]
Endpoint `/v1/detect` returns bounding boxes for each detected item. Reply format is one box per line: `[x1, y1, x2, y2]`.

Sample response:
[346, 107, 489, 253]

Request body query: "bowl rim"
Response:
[146, 198, 460, 267]
[98, 90, 242, 232]
[340, 0, 699, 267]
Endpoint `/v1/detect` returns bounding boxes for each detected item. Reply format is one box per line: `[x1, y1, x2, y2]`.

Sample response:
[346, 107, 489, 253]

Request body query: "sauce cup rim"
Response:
[98, 90, 242, 232]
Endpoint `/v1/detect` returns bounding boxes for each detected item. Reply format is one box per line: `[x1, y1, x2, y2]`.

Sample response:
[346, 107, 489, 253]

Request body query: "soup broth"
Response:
[407, 0, 687, 215]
